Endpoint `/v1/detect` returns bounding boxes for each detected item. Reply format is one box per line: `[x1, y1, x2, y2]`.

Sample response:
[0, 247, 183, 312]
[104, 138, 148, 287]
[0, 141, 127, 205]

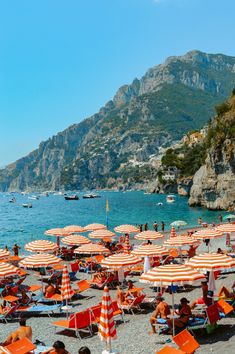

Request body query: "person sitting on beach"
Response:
[188, 244, 198, 258]
[217, 248, 224, 254]
[149, 295, 170, 334]
[190, 280, 212, 309]
[91, 269, 107, 284]
[116, 286, 132, 305]
[44, 281, 56, 298]
[19, 289, 30, 305]
[0, 301, 10, 315]
[3, 319, 32, 345]
[167, 297, 192, 334]
[49, 341, 70, 354]
[78, 347, 91, 354]
[2, 285, 16, 298]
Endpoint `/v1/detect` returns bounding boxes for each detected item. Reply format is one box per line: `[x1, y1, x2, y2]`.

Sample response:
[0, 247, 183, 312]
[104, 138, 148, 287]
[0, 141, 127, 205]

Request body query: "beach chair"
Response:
[111, 300, 125, 322]
[75, 279, 90, 296]
[0, 304, 19, 323]
[69, 262, 79, 280]
[0, 337, 36, 354]
[52, 309, 92, 339]
[216, 299, 234, 316]
[89, 304, 101, 325]
[206, 303, 220, 325]
[156, 345, 186, 354]
[16, 304, 62, 317]
[173, 329, 200, 354]
[119, 294, 146, 315]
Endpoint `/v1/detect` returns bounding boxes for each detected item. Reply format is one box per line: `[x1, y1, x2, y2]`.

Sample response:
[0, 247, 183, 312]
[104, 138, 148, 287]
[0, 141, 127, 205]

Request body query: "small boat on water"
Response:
[157, 202, 163, 206]
[9, 197, 16, 203]
[28, 195, 39, 200]
[64, 195, 79, 200]
[166, 195, 175, 203]
[83, 193, 101, 199]
[22, 203, 32, 208]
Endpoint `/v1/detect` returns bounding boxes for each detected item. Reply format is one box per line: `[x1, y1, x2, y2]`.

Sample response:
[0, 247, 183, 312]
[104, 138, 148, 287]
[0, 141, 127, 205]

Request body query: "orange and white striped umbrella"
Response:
[140, 264, 206, 286]
[74, 243, 110, 255]
[192, 228, 223, 240]
[0, 262, 19, 278]
[114, 224, 139, 234]
[25, 240, 58, 253]
[83, 223, 107, 231]
[64, 225, 85, 233]
[123, 234, 131, 254]
[45, 228, 72, 237]
[132, 245, 169, 257]
[164, 236, 199, 247]
[19, 253, 62, 268]
[62, 235, 91, 246]
[185, 253, 235, 272]
[134, 230, 164, 241]
[101, 253, 142, 269]
[99, 286, 117, 345]
[0, 249, 10, 260]
[89, 229, 116, 239]
[61, 264, 75, 300]
[216, 224, 235, 233]
[170, 226, 177, 238]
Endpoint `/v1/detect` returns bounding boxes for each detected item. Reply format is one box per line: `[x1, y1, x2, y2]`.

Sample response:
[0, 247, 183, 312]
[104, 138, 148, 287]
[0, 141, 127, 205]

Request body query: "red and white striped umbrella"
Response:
[19, 253, 62, 268]
[0, 262, 19, 278]
[74, 243, 110, 255]
[170, 226, 177, 238]
[25, 240, 58, 253]
[99, 286, 117, 347]
[0, 249, 10, 260]
[140, 264, 206, 286]
[83, 223, 107, 231]
[64, 225, 85, 233]
[61, 235, 91, 246]
[185, 253, 235, 272]
[123, 234, 131, 254]
[164, 236, 199, 247]
[192, 229, 224, 240]
[216, 224, 235, 233]
[134, 230, 164, 241]
[114, 224, 139, 234]
[132, 245, 169, 257]
[61, 264, 75, 300]
[101, 253, 142, 269]
[89, 229, 116, 239]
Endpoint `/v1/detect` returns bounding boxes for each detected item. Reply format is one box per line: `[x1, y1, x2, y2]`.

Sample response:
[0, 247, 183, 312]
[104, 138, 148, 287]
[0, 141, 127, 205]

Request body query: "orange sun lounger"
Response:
[156, 345, 186, 354]
[173, 329, 200, 354]
[0, 337, 36, 354]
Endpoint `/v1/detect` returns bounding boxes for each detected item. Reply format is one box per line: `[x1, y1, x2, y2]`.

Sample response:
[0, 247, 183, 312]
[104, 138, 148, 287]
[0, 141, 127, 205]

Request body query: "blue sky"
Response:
[1, 0, 235, 166]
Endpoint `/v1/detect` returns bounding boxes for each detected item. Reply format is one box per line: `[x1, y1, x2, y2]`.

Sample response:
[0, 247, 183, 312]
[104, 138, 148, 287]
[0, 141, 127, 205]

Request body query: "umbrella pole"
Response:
[171, 284, 175, 337]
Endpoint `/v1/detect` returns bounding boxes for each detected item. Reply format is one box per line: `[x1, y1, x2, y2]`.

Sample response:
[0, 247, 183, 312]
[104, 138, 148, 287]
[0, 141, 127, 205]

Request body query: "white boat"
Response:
[28, 196, 39, 200]
[166, 195, 175, 203]
[157, 202, 163, 206]
[22, 203, 32, 208]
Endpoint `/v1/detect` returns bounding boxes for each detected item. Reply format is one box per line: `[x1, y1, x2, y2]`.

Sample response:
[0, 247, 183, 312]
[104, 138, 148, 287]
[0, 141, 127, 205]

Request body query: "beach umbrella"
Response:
[101, 253, 142, 269]
[19, 253, 62, 268]
[64, 225, 85, 233]
[163, 236, 199, 247]
[25, 240, 58, 253]
[0, 249, 10, 260]
[185, 253, 235, 272]
[114, 224, 139, 234]
[170, 220, 187, 228]
[0, 262, 19, 278]
[216, 224, 235, 233]
[89, 229, 116, 240]
[74, 243, 110, 255]
[83, 223, 107, 231]
[61, 235, 91, 246]
[123, 234, 131, 254]
[99, 286, 117, 354]
[192, 229, 224, 252]
[45, 228, 72, 246]
[61, 264, 75, 316]
[134, 230, 164, 241]
[132, 245, 169, 257]
[170, 226, 177, 238]
[223, 214, 235, 221]
[140, 264, 206, 336]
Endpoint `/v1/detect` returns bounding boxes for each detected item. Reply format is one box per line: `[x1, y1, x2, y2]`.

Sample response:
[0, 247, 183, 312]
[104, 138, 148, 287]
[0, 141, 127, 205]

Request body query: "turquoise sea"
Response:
[0, 191, 227, 250]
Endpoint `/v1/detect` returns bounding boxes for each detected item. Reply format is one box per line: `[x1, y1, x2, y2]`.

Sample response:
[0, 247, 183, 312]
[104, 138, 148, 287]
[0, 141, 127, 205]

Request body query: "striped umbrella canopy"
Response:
[74, 243, 110, 255]
[164, 236, 199, 247]
[114, 224, 139, 234]
[0, 262, 19, 278]
[89, 229, 116, 239]
[25, 240, 58, 253]
[134, 230, 164, 241]
[123, 234, 131, 254]
[19, 253, 62, 268]
[170, 220, 187, 227]
[61, 235, 91, 246]
[216, 224, 235, 233]
[192, 228, 224, 240]
[185, 253, 235, 272]
[140, 264, 206, 286]
[61, 264, 75, 300]
[64, 225, 85, 233]
[170, 226, 177, 238]
[45, 228, 72, 237]
[0, 249, 10, 260]
[101, 253, 142, 269]
[132, 245, 169, 258]
[84, 223, 107, 231]
[98, 286, 117, 348]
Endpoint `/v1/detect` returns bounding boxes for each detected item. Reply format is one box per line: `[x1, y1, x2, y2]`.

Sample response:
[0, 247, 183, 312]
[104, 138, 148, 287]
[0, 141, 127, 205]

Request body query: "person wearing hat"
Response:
[167, 297, 192, 334]
[149, 295, 170, 334]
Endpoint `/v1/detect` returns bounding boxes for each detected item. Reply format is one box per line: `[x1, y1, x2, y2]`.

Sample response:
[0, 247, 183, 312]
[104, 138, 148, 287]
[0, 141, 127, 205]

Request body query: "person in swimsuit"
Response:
[167, 297, 192, 333]
[150, 295, 170, 333]
[3, 319, 32, 345]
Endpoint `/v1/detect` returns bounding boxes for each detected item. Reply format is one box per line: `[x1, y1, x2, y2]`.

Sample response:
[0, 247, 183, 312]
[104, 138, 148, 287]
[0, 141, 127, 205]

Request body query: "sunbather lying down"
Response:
[3, 319, 32, 345]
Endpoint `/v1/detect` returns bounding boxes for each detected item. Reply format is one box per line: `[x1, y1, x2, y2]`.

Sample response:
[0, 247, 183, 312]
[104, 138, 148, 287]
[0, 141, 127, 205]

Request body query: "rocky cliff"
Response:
[189, 93, 235, 210]
[1, 50, 235, 191]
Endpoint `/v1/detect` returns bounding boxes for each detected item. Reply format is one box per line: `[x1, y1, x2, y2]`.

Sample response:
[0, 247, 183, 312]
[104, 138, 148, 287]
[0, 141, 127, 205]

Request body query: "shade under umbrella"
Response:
[83, 223, 107, 231]
[170, 220, 187, 228]
[25, 240, 58, 253]
[134, 230, 164, 241]
[61, 235, 91, 246]
[64, 225, 85, 233]
[114, 224, 139, 234]
[164, 236, 199, 247]
[185, 253, 235, 272]
[132, 245, 168, 257]
[101, 253, 142, 269]
[89, 229, 116, 239]
[216, 224, 235, 233]
[0, 262, 19, 278]
[74, 243, 110, 255]
[19, 253, 62, 268]
[0, 249, 10, 260]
